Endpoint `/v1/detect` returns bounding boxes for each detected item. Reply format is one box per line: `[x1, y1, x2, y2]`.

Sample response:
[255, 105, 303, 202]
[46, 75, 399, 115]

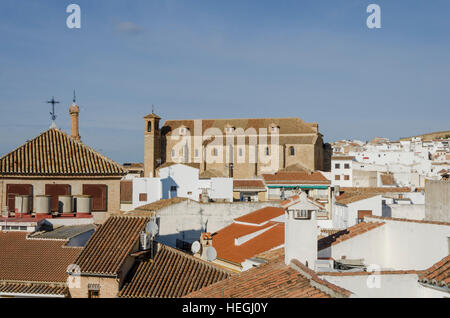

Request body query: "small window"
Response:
[289, 146, 295, 156]
[170, 186, 177, 192]
[171, 149, 175, 157]
[139, 193, 147, 202]
[335, 175, 340, 180]
[187, 191, 192, 195]
[265, 147, 270, 156]
[194, 149, 199, 157]
[344, 163, 350, 169]
[344, 175, 350, 180]
[213, 148, 218, 157]
[88, 290, 100, 298]
[147, 122, 152, 132]
[239, 148, 243, 157]
[335, 163, 340, 169]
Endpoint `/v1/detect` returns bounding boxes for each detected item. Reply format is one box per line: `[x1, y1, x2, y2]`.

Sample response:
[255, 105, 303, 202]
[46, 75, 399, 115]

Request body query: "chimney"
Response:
[199, 232, 213, 260]
[69, 92, 81, 141]
[284, 192, 318, 270]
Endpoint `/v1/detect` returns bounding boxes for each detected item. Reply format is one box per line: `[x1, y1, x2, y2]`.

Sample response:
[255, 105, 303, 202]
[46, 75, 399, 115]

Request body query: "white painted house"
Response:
[131, 163, 233, 209]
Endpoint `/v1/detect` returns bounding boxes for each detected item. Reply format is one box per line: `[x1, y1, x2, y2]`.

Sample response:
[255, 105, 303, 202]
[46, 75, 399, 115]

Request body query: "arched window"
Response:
[265, 147, 270, 156]
[213, 147, 218, 157]
[290, 146, 295, 156]
[147, 121, 152, 132]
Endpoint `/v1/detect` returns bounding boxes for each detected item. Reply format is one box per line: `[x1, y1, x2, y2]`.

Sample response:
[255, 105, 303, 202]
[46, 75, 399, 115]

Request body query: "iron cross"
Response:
[47, 96, 60, 121]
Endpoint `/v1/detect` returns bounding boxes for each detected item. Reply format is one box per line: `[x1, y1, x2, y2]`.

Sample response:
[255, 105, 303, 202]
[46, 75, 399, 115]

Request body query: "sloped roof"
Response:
[262, 171, 330, 185]
[156, 162, 200, 171]
[186, 248, 347, 298]
[132, 197, 188, 213]
[73, 216, 150, 275]
[0, 232, 82, 283]
[335, 193, 379, 205]
[419, 255, 450, 289]
[212, 221, 284, 264]
[233, 179, 266, 190]
[162, 117, 319, 136]
[0, 282, 67, 296]
[234, 206, 284, 225]
[318, 222, 385, 251]
[0, 128, 125, 177]
[28, 224, 95, 240]
[118, 245, 230, 298]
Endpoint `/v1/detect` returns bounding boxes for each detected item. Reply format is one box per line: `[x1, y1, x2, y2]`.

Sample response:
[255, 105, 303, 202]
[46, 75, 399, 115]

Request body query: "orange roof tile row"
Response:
[119, 245, 230, 298]
[367, 215, 450, 226]
[339, 187, 412, 193]
[0, 282, 67, 296]
[233, 179, 266, 190]
[318, 270, 424, 276]
[74, 216, 150, 275]
[0, 232, 82, 283]
[419, 255, 450, 288]
[185, 252, 331, 298]
[234, 206, 284, 225]
[335, 193, 379, 205]
[318, 222, 385, 250]
[212, 222, 284, 264]
[0, 128, 125, 176]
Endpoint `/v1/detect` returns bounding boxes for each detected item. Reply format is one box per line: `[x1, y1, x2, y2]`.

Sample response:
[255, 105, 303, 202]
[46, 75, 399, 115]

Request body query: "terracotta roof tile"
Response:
[263, 171, 330, 184]
[186, 248, 344, 298]
[0, 282, 68, 296]
[131, 197, 188, 214]
[74, 216, 150, 275]
[339, 187, 411, 193]
[0, 232, 81, 283]
[234, 206, 284, 225]
[0, 128, 125, 176]
[118, 245, 230, 298]
[212, 222, 284, 264]
[419, 255, 450, 288]
[367, 215, 450, 226]
[233, 179, 266, 190]
[335, 193, 379, 205]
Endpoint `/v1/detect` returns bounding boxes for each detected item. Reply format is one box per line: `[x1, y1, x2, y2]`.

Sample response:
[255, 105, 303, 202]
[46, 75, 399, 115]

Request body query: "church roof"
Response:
[0, 128, 125, 177]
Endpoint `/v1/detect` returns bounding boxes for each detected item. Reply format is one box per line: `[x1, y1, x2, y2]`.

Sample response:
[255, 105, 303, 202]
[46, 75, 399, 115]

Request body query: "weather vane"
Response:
[46, 96, 60, 124]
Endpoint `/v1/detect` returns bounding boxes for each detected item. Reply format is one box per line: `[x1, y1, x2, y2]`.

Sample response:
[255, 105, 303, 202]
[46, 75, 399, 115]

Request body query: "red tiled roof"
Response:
[74, 216, 150, 275]
[234, 206, 284, 225]
[0, 232, 81, 283]
[212, 222, 284, 264]
[340, 187, 411, 193]
[233, 179, 266, 190]
[335, 193, 379, 205]
[0, 128, 125, 176]
[0, 282, 68, 296]
[419, 255, 450, 288]
[318, 222, 385, 250]
[186, 248, 347, 298]
[262, 171, 330, 185]
[118, 245, 230, 298]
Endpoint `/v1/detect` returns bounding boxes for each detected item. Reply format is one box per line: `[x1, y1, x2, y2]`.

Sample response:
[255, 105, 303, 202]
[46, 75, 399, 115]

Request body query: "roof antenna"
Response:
[152, 104, 155, 114]
[46, 96, 60, 128]
[73, 90, 76, 103]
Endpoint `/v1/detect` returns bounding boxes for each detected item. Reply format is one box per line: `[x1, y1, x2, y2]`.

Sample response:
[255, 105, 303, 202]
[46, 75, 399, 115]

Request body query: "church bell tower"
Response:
[144, 112, 161, 177]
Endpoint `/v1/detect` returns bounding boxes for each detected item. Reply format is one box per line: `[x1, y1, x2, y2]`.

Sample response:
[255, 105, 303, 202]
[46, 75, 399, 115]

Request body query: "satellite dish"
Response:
[191, 241, 201, 254]
[145, 221, 159, 237]
[205, 246, 217, 262]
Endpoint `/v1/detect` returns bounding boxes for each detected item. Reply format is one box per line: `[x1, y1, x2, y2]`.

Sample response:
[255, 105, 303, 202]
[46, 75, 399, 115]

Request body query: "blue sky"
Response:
[0, 0, 449, 163]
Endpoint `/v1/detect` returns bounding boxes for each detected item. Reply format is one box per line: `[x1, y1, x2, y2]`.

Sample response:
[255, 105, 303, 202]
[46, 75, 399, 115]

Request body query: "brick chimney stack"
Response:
[69, 92, 81, 141]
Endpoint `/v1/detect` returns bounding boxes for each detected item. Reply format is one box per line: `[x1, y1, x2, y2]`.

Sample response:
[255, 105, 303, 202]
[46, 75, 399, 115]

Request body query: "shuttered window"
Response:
[6, 184, 33, 213]
[45, 184, 71, 212]
[83, 184, 107, 211]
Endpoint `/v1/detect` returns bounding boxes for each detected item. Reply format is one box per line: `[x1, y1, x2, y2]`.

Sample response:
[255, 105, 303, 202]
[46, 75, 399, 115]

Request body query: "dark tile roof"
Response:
[0, 282, 67, 296]
[0, 232, 82, 283]
[419, 255, 450, 288]
[185, 248, 346, 298]
[74, 216, 150, 275]
[28, 224, 95, 240]
[0, 128, 125, 176]
[118, 245, 230, 298]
